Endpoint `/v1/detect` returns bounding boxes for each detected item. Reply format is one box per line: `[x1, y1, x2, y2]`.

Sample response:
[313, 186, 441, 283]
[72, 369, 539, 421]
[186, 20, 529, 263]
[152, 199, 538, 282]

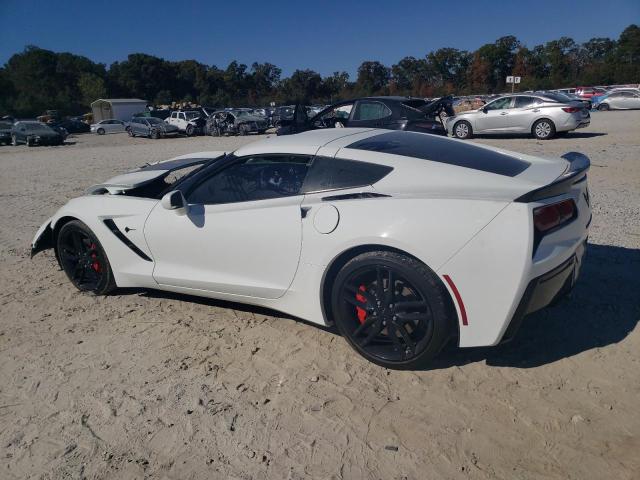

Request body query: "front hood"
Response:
[86, 152, 226, 195]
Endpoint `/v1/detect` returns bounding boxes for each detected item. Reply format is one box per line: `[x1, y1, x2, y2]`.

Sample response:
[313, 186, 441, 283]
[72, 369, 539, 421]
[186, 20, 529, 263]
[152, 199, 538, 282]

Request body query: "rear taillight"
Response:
[562, 107, 581, 113]
[533, 199, 577, 232]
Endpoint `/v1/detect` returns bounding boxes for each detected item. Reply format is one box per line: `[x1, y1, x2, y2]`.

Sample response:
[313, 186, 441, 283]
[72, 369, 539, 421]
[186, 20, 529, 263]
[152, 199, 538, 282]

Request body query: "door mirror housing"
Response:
[161, 190, 188, 215]
[481, 107, 488, 113]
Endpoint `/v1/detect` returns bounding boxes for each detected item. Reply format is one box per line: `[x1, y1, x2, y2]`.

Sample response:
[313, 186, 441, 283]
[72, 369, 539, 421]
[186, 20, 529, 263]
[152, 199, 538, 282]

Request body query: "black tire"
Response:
[26, 137, 33, 147]
[239, 125, 248, 136]
[150, 129, 160, 139]
[532, 118, 556, 140]
[127, 128, 134, 137]
[598, 103, 610, 111]
[331, 251, 453, 369]
[56, 220, 116, 295]
[97, 128, 105, 135]
[453, 120, 473, 139]
[185, 124, 194, 136]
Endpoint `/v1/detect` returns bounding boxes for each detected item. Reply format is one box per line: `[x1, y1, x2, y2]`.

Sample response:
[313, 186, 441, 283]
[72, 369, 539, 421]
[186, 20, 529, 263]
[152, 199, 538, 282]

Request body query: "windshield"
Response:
[147, 118, 163, 125]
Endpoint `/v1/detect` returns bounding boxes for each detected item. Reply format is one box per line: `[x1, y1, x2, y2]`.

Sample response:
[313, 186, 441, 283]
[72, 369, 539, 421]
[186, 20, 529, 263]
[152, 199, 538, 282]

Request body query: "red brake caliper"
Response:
[356, 285, 367, 324]
[90, 243, 102, 272]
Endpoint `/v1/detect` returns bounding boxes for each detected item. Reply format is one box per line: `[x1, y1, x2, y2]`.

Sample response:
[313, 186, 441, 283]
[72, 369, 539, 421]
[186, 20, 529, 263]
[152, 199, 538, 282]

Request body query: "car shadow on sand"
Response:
[429, 243, 640, 370]
[119, 243, 638, 371]
[471, 132, 606, 140]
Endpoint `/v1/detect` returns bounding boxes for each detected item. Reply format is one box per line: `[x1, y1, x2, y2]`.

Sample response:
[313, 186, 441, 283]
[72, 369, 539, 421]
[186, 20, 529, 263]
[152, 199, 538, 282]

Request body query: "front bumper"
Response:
[501, 240, 587, 343]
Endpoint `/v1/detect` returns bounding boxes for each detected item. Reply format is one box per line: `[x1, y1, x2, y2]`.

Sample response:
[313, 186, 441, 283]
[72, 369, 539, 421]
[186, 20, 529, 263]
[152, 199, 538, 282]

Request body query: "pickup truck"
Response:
[166, 110, 204, 136]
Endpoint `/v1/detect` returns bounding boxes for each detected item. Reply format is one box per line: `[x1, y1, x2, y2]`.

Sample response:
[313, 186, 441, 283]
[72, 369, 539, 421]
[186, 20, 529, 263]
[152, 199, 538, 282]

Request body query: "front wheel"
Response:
[127, 128, 134, 137]
[56, 220, 116, 295]
[453, 120, 472, 139]
[532, 119, 556, 140]
[331, 251, 453, 369]
[598, 103, 610, 111]
[97, 128, 105, 135]
[150, 129, 160, 139]
[185, 124, 194, 136]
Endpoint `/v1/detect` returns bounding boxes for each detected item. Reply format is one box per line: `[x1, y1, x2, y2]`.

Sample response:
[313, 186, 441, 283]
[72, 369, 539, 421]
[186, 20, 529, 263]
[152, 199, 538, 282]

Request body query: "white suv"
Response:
[166, 111, 202, 136]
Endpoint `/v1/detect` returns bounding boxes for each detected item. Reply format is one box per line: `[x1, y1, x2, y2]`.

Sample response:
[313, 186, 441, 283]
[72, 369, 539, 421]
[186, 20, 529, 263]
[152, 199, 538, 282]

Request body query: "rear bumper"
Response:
[501, 239, 587, 343]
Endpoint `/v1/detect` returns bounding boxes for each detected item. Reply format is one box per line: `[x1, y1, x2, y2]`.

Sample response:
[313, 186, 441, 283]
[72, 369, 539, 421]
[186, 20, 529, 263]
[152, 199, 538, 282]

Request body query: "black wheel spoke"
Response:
[385, 269, 395, 304]
[397, 324, 415, 352]
[359, 320, 383, 347]
[342, 293, 367, 309]
[344, 283, 376, 305]
[353, 315, 378, 337]
[394, 300, 427, 311]
[387, 323, 402, 348]
[376, 267, 385, 300]
[396, 312, 430, 323]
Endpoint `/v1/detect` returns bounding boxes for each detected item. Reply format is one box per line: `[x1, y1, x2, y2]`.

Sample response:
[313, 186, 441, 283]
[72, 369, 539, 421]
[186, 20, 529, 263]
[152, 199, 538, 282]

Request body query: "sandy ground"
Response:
[0, 112, 639, 479]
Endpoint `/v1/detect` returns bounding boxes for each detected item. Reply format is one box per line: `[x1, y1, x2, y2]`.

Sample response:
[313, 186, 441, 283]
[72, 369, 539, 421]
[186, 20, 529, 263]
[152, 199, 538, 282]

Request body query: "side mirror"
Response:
[161, 190, 188, 216]
[481, 107, 488, 113]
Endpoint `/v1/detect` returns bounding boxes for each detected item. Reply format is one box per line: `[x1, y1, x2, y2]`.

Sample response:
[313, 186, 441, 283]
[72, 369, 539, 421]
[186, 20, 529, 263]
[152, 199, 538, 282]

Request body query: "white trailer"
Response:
[91, 99, 148, 123]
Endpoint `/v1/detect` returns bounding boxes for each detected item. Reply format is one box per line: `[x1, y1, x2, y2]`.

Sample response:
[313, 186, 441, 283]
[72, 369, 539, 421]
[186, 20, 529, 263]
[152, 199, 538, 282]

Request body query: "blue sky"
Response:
[0, 0, 638, 77]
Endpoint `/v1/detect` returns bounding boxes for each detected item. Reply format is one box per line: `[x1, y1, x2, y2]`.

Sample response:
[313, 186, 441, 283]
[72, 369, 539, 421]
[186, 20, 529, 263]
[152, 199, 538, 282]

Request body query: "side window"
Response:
[514, 96, 534, 108]
[301, 157, 393, 193]
[188, 155, 313, 205]
[179, 112, 185, 120]
[352, 101, 392, 121]
[485, 97, 513, 110]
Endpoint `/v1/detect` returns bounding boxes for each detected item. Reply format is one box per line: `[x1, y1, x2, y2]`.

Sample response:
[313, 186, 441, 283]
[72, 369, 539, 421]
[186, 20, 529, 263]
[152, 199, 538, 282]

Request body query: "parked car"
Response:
[126, 117, 179, 139]
[595, 90, 640, 110]
[277, 96, 454, 136]
[271, 106, 295, 128]
[0, 121, 13, 145]
[90, 119, 127, 135]
[166, 110, 205, 136]
[205, 110, 269, 136]
[32, 128, 591, 369]
[10, 121, 65, 146]
[575, 86, 608, 100]
[446, 93, 590, 140]
[52, 119, 91, 134]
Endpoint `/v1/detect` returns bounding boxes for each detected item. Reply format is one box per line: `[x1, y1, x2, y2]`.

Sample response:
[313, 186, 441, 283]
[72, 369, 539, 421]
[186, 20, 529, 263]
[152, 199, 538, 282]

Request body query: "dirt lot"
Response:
[1, 112, 639, 480]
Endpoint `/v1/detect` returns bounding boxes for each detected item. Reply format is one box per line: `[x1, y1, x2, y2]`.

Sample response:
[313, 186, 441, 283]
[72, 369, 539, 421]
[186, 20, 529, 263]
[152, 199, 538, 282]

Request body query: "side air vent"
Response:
[103, 219, 152, 262]
[322, 192, 391, 201]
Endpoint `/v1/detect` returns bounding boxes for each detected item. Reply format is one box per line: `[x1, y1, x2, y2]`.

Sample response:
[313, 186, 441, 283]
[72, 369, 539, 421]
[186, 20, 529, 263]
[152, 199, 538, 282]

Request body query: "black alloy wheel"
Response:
[332, 251, 452, 369]
[56, 220, 116, 295]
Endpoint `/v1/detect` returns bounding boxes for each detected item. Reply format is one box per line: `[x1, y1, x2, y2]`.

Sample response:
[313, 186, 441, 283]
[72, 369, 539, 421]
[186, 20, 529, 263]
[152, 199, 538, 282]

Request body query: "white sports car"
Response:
[32, 129, 591, 369]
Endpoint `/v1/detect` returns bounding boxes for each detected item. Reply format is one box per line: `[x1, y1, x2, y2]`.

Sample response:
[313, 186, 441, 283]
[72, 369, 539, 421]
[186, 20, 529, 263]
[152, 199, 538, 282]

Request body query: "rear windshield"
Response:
[346, 131, 530, 177]
[540, 92, 572, 103]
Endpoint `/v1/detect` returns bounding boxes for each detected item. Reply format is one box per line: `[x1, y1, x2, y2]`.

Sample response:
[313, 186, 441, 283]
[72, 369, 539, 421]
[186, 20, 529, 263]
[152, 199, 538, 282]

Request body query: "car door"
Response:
[113, 120, 126, 132]
[348, 100, 393, 128]
[144, 154, 313, 299]
[627, 92, 640, 109]
[509, 96, 540, 132]
[475, 97, 514, 133]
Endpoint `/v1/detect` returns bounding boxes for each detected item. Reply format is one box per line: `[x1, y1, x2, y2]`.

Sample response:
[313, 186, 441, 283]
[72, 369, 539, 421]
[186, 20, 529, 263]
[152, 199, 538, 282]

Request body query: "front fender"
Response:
[31, 217, 54, 257]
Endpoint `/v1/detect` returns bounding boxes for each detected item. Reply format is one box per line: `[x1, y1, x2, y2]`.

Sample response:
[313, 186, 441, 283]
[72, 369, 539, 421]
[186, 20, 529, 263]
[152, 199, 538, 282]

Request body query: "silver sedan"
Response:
[90, 119, 127, 135]
[596, 90, 640, 111]
[446, 93, 590, 140]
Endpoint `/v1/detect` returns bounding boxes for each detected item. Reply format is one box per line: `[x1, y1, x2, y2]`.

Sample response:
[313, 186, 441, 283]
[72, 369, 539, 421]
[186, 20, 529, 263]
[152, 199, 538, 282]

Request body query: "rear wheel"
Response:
[331, 251, 453, 369]
[453, 120, 472, 139]
[598, 103, 610, 111]
[56, 220, 116, 295]
[532, 119, 556, 140]
[185, 124, 194, 136]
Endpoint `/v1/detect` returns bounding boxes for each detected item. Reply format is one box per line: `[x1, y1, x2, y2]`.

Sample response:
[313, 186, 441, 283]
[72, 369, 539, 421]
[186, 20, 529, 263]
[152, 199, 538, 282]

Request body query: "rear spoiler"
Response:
[515, 152, 590, 202]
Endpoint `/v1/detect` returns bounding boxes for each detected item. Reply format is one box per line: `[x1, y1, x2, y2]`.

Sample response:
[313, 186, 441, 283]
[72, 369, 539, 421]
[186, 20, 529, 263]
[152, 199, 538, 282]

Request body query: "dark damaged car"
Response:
[11, 121, 65, 146]
[0, 121, 12, 145]
[276, 96, 455, 136]
[205, 110, 269, 136]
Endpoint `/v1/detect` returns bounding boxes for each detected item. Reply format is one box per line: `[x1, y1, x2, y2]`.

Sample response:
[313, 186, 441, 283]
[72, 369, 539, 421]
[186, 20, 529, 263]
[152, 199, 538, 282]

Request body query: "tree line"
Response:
[0, 24, 638, 117]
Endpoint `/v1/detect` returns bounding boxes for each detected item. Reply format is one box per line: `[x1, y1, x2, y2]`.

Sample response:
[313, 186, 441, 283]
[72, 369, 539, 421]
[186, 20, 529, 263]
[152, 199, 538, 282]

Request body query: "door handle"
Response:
[500, 112, 509, 115]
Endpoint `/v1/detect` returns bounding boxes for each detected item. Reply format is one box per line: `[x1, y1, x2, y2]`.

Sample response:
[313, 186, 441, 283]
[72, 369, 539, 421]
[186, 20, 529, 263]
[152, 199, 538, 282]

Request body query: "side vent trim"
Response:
[103, 219, 152, 262]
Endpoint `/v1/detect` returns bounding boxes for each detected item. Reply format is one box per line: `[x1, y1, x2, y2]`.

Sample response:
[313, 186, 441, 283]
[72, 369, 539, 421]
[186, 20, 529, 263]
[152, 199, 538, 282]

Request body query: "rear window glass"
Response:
[346, 131, 530, 177]
[302, 157, 393, 192]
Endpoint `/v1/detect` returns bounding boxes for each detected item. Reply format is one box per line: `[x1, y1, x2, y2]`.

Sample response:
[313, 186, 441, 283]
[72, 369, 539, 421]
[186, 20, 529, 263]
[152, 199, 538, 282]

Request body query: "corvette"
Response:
[32, 129, 591, 369]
